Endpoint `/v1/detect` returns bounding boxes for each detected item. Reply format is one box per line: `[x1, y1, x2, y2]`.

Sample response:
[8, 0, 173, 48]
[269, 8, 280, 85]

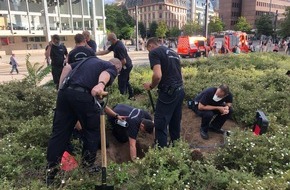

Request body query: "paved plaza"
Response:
[0, 49, 151, 84]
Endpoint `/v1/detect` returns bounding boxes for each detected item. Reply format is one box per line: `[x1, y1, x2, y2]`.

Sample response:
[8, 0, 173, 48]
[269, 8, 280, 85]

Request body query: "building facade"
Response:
[187, 0, 217, 25]
[219, 0, 290, 30]
[0, 0, 106, 54]
[126, 0, 187, 30]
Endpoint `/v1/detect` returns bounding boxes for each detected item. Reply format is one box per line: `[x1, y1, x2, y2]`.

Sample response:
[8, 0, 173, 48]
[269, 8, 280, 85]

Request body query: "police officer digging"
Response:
[45, 57, 122, 186]
[193, 84, 233, 140]
[106, 104, 154, 161]
[143, 37, 185, 148]
[97, 33, 135, 99]
[67, 33, 96, 64]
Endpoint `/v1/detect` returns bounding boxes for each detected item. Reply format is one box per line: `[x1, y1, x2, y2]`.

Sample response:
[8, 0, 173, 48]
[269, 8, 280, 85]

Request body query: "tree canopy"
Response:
[234, 16, 252, 33]
[149, 21, 158, 37]
[278, 7, 290, 38]
[182, 22, 202, 36]
[105, 4, 135, 39]
[208, 16, 225, 34]
[138, 22, 146, 39]
[156, 21, 168, 38]
[255, 14, 273, 36]
[167, 26, 181, 37]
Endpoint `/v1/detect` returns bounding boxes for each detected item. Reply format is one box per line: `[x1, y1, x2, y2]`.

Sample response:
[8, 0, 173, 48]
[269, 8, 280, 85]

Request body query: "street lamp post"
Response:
[135, 5, 139, 51]
[204, 0, 209, 39]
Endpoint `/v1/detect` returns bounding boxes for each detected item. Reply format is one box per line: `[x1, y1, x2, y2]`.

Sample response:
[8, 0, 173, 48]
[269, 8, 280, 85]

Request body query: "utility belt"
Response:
[158, 85, 183, 96]
[67, 84, 90, 94]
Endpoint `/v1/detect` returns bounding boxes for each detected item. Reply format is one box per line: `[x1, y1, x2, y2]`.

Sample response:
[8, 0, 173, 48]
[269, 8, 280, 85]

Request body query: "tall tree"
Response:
[156, 21, 168, 39]
[278, 7, 290, 38]
[168, 26, 181, 37]
[105, 4, 135, 39]
[149, 21, 158, 37]
[255, 14, 273, 36]
[182, 22, 202, 36]
[234, 16, 252, 33]
[208, 16, 225, 34]
[138, 22, 146, 39]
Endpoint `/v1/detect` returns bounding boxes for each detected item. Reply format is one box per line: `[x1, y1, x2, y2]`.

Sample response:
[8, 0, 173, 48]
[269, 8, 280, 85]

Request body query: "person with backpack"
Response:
[45, 34, 68, 89]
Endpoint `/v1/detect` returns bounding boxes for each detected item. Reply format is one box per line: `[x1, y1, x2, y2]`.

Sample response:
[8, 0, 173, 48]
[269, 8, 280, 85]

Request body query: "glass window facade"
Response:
[0, 0, 106, 52]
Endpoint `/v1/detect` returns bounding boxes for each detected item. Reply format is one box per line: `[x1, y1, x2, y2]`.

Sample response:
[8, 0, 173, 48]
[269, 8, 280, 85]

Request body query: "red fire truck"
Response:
[177, 36, 208, 58]
[209, 31, 248, 52]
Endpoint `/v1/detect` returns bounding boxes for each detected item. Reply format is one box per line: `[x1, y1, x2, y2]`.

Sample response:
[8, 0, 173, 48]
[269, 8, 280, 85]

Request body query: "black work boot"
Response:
[200, 128, 209, 140]
[45, 164, 59, 187]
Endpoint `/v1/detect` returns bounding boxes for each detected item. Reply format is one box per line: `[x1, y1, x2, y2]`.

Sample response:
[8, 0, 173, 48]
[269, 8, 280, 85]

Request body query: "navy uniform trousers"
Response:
[154, 88, 185, 147]
[46, 88, 100, 169]
[193, 105, 233, 132]
[118, 65, 134, 97]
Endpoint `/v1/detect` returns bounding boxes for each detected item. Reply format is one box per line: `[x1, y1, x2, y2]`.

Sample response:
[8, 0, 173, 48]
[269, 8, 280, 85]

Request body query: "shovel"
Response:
[95, 92, 114, 190]
[147, 90, 155, 113]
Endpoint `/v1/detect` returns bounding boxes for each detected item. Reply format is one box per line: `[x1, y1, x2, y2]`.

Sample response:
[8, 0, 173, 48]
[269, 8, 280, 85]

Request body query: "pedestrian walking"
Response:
[9, 54, 19, 74]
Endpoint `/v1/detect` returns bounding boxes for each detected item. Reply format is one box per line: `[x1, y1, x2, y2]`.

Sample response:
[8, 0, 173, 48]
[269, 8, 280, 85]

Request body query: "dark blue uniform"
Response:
[108, 104, 152, 143]
[46, 57, 118, 170]
[108, 40, 134, 98]
[193, 87, 233, 132]
[47, 44, 68, 88]
[67, 46, 96, 64]
[87, 39, 97, 52]
[149, 46, 185, 147]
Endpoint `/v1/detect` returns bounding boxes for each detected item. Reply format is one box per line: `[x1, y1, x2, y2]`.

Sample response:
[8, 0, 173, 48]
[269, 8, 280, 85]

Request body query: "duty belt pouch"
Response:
[59, 57, 94, 90]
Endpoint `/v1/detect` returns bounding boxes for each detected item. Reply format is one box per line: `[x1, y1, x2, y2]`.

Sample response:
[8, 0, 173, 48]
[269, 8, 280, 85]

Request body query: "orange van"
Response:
[177, 36, 207, 58]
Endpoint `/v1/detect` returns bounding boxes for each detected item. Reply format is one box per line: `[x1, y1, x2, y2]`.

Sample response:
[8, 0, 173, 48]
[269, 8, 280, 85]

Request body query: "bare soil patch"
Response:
[100, 104, 238, 164]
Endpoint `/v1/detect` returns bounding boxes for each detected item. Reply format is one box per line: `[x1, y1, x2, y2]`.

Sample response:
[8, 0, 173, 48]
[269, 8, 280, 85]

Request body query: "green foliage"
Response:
[182, 21, 202, 36]
[138, 21, 147, 39]
[255, 14, 274, 36]
[167, 26, 181, 37]
[234, 16, 252, 33]
[208, 16, 225, 33]
[23, 54, 51, 87]
[278, 7, 290, 38]
[1, 53, 290, 189]
[156, 21, 168, 38]
[149, 21, 158, 37]
[105, 4, 135, 39]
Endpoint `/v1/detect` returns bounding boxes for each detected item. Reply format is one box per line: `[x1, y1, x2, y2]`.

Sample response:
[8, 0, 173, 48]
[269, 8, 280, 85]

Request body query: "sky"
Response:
[105, 0, 117, 4]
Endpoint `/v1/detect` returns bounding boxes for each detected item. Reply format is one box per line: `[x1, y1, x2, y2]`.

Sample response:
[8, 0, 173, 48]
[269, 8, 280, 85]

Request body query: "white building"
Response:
[0, 0, 106, 54]
[187, 0, 217, 25]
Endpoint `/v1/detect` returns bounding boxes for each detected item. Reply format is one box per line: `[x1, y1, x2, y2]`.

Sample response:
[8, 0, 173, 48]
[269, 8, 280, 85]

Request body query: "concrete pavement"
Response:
[0, 49, 150, 84]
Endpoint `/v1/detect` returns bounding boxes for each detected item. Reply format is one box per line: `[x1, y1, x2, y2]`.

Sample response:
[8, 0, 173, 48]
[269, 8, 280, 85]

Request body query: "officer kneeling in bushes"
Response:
[193, 84, 233, 140]
[107, 104, 154, 161]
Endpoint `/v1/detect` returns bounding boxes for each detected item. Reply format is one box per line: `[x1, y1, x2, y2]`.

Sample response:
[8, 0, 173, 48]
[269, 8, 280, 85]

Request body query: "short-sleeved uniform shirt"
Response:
[111, 104, 152, 139]
[49, 44, 68, 67]
[87, 39, 97, 52]
[194, 87, 233, 107]
[68, 46, 96, 64]
[108, 40, 132, 69]
[148, 46, 183, 89]
[69, 57, 117, 90]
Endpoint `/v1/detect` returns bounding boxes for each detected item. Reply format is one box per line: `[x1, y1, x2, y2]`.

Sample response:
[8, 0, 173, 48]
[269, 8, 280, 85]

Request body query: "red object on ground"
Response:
[61, 151, 78, 171]
[253, 124, 261, 136]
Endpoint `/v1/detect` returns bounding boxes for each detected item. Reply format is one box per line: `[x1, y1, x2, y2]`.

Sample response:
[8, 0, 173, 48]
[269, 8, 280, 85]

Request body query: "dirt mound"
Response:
[99, 105, 238, 164]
